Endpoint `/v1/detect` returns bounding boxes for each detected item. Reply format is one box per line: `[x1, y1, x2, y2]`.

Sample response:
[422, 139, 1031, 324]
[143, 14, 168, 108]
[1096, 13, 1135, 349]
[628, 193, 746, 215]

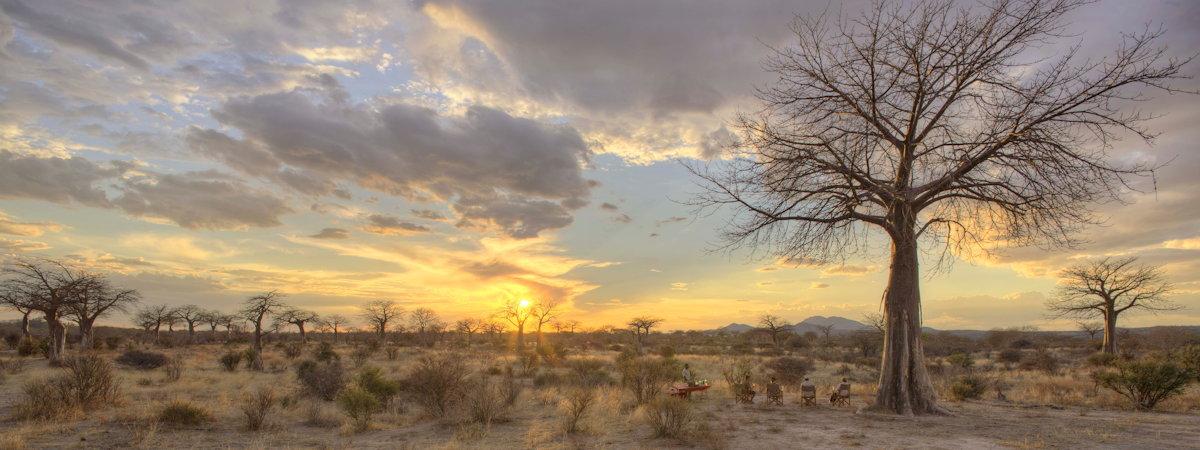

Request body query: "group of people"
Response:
[681, 363, 852, 406]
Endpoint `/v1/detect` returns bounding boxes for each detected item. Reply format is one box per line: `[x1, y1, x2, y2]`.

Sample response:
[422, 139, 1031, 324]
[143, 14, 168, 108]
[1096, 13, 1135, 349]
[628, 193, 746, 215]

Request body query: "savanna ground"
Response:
[0, 334, 1198, 449]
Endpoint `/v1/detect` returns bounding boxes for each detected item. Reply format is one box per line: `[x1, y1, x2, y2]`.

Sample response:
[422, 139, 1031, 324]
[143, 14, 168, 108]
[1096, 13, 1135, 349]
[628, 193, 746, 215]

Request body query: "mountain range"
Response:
[715, 315, 872, 335]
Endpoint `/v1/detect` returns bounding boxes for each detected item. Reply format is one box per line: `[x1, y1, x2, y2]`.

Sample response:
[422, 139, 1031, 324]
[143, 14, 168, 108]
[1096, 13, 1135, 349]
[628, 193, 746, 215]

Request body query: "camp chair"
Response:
[800, 384, 817, 406]
[734, 383, 756, 404]
[765, 383, 783, 405]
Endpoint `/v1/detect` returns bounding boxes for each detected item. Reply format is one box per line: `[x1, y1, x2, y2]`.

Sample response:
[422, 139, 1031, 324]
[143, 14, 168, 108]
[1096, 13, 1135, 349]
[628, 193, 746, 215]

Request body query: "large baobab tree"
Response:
[240, 291, 286, 370]
[359, 299, 402, 340]
[1047, 257, 1176, 355]
[497, 299, 534, 354]
[758, 314, 792, 348]
[1, 258, 88, 363]
[276, 308, 320, 342]
[688, 0, 1191, 415]
[69, 276, 140, 350]
[627, 317, 663, 354]
[173, 304, 206, 344]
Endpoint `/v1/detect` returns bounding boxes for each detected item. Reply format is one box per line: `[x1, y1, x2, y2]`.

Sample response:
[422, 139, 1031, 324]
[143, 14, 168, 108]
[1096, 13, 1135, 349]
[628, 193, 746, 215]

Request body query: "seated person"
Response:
[836, 378, 851, 398]
[800, 376, 817, 403]
[765, 376, 783, 404]
[682, 363, 695, 386]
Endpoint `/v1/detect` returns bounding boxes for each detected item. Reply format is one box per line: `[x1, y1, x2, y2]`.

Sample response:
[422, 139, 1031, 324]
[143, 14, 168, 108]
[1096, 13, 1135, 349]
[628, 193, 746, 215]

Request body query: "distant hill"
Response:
[715, 323, 755, 333]
[712, 316, 871, 335]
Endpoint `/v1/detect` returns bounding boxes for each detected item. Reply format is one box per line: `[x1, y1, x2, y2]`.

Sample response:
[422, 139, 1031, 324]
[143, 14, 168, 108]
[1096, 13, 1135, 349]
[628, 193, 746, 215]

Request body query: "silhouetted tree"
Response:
[277, 308, 320, 342]
[359, 299, 402, 340]
[627, 317, 663, 354]
[758, 314, 792, 348]
[1, 257, 89, 363]
[241, 291, 286, 370]
[68, 275, 139, 350]
[173, 304, 205, 344]
[1048, 257, 1176, 354]
[689, 0, 1191, 414]
[498, 300, 534, 354]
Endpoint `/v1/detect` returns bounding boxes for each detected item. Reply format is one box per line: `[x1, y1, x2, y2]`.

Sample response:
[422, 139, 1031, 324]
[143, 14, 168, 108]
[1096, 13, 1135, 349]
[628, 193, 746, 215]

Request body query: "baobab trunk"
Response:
[187, 324, 196, 344]
[78, 318, 96, 351]
[1102, 310, 1118, 355]
[298, 323, 307, 343]
[19, 311, 30, 338]
[45, 316, 67, 364]
[250, 325, 265, 371]
[872, 220, 943, 415]
[515, 323, 525, 354]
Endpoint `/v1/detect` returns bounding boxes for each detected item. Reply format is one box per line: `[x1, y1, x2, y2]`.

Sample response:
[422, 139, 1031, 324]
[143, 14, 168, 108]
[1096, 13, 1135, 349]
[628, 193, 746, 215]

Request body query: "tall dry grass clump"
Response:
[405, 354, 469, 417]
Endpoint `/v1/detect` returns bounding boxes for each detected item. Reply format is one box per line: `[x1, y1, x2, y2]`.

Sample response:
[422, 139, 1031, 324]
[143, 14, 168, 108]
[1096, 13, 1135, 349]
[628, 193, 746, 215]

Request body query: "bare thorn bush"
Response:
[405, 354, 469, 417]
[240, 387, 278, 431]
[560, 387, 596, 434]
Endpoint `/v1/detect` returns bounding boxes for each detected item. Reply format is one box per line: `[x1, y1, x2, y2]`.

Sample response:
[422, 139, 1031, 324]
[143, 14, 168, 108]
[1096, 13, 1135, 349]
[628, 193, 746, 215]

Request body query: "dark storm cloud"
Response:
[191, 89, 593, 238]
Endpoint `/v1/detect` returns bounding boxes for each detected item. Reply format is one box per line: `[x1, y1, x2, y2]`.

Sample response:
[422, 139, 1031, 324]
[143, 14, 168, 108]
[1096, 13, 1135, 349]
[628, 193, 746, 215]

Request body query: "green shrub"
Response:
[219, 352, 242, 371]
[116, 350, 168, 370]
[405, 355, 469, 416]
[644, 397, 693, 438]
[354, 366, 401, 406]
[946, 353, 974, 370]
[158, 400, 211, 426]
[949, 374, 988, 400]
[1094, 360, 1194, 411]
[1087, 352, 1118, 367]
[296, 359, 346, 401]
[1172, 345, 1200, 381]
[336, 387, 379, 431]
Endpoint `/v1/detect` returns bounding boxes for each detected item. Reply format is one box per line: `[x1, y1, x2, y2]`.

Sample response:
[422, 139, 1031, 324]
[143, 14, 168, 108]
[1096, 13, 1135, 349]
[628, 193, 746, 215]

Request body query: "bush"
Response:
[1087, 352, 1119, 367]
[405, 354, 469, 416]
[564, 358, 614, 387]
[16, 337, 40, 357]
[219, 352, 242, 371]
[949, 374, 988, 400]
[15, 355, 121, 420]
[1018, 351, 1059, 374]
[116, 350, 169, 370]
[336, 387, 379, 431]
[384, 346, 400, 361]
[240, 387, 277, 431]
[644, 397, 693, 439]
[1172, 345, 1200, 381]
[658, 345, 675, 359]
[15, 377, 78, 420]
[351, 346, 372, 366]
[163, 357, 184, 382]
[1094, 360, 1194, 411]
[618, 356, 674, 404]
[946, 353, 974, 370]
[720, 357, 756, 399]
[354, 366, 401, 407]
[500, 367, 521, 406]
[283, 342, 304, 359]
[242, 349, 259, 369]
[313, 342, 339, 362]
[560, 387, 595, 434]
[104, 336, 124, 350]
[996, 349, 1022, 364]
[296, 359, 346, 401]
[465, 376, 509, 426]
[158, 400, 211, 427]
[767, 356, 814, 388]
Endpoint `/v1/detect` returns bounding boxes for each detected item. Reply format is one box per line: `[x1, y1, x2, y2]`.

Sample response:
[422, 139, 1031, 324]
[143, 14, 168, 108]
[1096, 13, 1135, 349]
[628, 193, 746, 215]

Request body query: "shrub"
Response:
[618, 356, 674, 404]
[1172, 345, 1200, 381]
[350, 346, 372, 366]
[313, 342, 339, 362]
[644, 397, 693, 439]
[15, 377, 77, 420]
[405, 355, 469, 416]
[116, 350, 169, 370]
[720, 357, 756, 398]
[767, 356, 814, 388]
[560, 387, 595, 434]
[354, 366, 401, 407]
[564, 358, 615, 387]
[240, 387, 277, 431]
[533, 370, 563, 387]
[219, 352, 242, 371]
[163, 357, 184, 382]
[60, 355, 122, 410]
[157, 400, 210, 427]
[296, 359, 346, 401]
[949, 374, 988, 400]
[658, 345, 675, 359]
[1009, 339, 1034, 349]
[996, 349, 1022, 364]
[1094, 360, 1194, 411]
[384, 346, 400, 361]
[465, 376, 509, 426]
[500, 367, 521, 406]
[1087, 352, 1118, 367]
[336, 387, 379, 432]
[283, 342, 304, 359]
[946, 353, 973, 370]
[104, 336, 124, 350]
[1019, 351, 1059, 374]
[15, 337, 39, 357]
[242, 349, 259, 369]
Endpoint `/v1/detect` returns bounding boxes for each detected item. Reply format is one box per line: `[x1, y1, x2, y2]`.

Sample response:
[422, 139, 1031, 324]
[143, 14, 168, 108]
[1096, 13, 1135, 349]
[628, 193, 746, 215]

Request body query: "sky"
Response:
[0, 0, 1197, 331]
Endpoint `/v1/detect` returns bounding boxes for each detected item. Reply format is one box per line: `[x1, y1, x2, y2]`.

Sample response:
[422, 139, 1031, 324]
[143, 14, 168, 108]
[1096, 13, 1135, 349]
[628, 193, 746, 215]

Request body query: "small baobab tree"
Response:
[627, 316, 663, 354]
[69, 275, 139, 350]
[240, 291, 287, 370]
[498, 299, 535, 354]
[455, 318, 482, 346]
[0, 289, 35, 339]
[1, 257, 89, 363]
[409, 307, 443, 347]
[133, 304, 172, 344]
[359, 299, 402, 340]
[530, 299, 561, 346]
[758, 314, 792, 348]
[173, 304, 206, 344]
[688, 0, 1192, 414]
[1047, 257, 1176, 354]
[323, 314, 348, 342]
[276, 308, 320, 342]
[1076, 321, 1103, 342]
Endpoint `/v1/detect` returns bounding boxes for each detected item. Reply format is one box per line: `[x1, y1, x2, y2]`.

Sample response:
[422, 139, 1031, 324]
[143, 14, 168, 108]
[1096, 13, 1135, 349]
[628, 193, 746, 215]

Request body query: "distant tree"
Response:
[1, 257, 89, 363]
[323, 314, 349, 342]
[531, 299, 561, 346]
[455, 318, 481, 346]
[863, 313, 885, 334]
[1076, 321, 1103, 342]
[815, 324, 835, 341]
[481, 321, 505, 346]
[564, 319, 581, 333]
[276, 308, 320, 342]
[200, 310, 221, 332]
[687, 0, 1191, 414]
[359, 299, 403, 339]
[627, 317, 663, 354]
[1048, 257, 1177, 355]
[133, 304, 173, 343]
[68, 275, 140, 350]
[758, 314, 792, 348]
[409, 307, 443, 347]
[216, 313, 241, 338]
[0, 289, 35, 339]
[173, 304, 206, 344]
[497, 300, 534, 354]
[240, 291, 286, 370]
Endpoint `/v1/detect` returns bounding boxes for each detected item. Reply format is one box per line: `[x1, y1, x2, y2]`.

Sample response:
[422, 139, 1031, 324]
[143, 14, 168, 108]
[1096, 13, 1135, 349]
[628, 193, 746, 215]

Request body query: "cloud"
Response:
[309, 227, 350, 239]
[810, 282, 829, 289]
[821, 265, 876, 277]
[363, 214, 431, 235]
[0, 237, 50, 253]
[461, 259, 525, 279]
[411, 209, 448, 221]
[0, 211, 62, 237]
[193, 90, 593, 238]
[0, 150, 121, 207]
[600, 202, 618, 211]
[670, 282, 688, 291]
[0, 0, 149, 69]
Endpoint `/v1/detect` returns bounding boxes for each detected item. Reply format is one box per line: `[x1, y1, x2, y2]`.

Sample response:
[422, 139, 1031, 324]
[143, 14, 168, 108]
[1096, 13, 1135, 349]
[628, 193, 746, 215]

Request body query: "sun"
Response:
[518, 298, 531, 308]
